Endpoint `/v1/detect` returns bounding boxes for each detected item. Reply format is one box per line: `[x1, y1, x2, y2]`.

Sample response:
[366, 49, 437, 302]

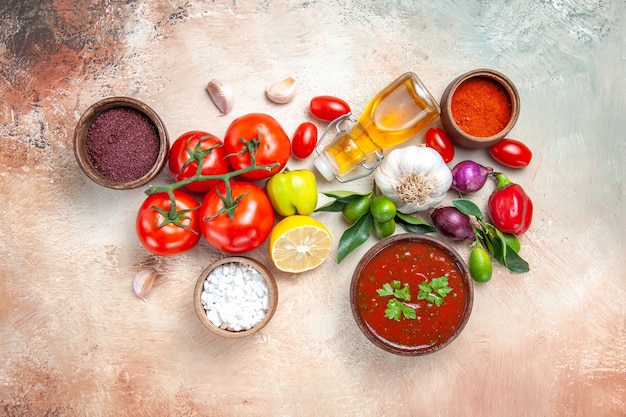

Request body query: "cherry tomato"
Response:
[292, 122, 318, 159]
[168, 131, 229, 193]
[200, 181, 274, 253]
[309, 96, 351, 122]
[136, 190, 201, 256]
[489, 138, 532, 168]
[425, 127, 454, 163]
[223, 113, 291, 180]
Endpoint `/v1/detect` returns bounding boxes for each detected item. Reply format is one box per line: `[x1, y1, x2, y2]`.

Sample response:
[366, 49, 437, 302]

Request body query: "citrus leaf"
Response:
[337, 212, 372, 263]
[453, 198, 483, 219]
[315, 199, 346, 212]
[395, 212, 436, 234]
[321, 190, 371, 203]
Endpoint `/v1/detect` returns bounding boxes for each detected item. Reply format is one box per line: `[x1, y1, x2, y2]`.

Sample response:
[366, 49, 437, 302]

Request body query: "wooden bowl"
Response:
[440, 69, 520, 148]
[194, 257, 278, 338]
[73, 96, 169, 189]
[350, 234, 473, 356]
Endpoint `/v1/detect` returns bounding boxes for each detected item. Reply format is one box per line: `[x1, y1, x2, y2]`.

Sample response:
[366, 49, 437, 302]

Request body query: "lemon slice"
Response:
[269, 215, 332, 273]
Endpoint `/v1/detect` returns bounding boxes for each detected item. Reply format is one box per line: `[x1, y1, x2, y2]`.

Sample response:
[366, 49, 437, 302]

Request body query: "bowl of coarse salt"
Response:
[194, 257, 278, 338]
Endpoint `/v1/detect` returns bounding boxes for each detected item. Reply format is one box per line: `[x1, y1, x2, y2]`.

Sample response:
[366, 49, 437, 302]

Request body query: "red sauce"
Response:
[354, 240, 469, 351]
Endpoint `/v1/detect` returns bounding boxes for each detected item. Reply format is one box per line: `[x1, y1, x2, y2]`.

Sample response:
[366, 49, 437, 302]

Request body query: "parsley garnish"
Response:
[377, 277, 452, 321]
[417, 276, 452, 307]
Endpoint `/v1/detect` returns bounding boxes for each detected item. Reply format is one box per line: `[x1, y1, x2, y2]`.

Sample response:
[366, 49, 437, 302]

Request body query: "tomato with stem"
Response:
[168, 131, 229, 193]
[200, 181, 275, 253]
[223, 113, 290, 180]
[136, 190, 201, 256]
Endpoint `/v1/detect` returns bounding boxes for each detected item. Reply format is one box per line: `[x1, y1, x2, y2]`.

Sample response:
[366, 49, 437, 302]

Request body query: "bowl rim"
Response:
[350, 233, 474, 356]
[440, 68, 520, 148]
[193, 256, 279, 338]
[73, 96, 169, 189]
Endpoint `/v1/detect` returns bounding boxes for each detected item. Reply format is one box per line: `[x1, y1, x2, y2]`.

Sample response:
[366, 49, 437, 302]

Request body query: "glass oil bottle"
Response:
[313, 72, 440, 182]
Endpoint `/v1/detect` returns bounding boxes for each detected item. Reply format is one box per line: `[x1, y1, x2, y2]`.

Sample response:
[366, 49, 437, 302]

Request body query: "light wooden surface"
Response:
[1, 1, 624, 416]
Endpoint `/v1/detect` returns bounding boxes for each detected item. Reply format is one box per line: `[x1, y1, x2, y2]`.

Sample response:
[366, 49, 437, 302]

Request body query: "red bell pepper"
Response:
[488, 173, 533, 235]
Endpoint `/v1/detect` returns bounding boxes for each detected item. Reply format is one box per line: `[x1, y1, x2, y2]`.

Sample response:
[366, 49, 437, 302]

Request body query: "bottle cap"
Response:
[313, 156, 335, 181]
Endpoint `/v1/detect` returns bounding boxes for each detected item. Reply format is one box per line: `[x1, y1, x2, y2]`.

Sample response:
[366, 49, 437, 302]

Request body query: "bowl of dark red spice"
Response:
[440, 69, 520, 148]
[73, 97, 169, 189]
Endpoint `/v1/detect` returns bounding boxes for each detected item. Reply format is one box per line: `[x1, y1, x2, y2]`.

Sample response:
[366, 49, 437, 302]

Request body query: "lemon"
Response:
[269, 215, 332, 273]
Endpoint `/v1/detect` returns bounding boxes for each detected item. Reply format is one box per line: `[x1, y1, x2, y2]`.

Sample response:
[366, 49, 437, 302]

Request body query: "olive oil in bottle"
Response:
[314, 72, 440, 181]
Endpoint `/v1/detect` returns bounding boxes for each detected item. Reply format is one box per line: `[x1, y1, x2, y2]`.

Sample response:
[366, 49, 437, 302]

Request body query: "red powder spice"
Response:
[86, 107, 160, 182]
[451, 77, 512, 137]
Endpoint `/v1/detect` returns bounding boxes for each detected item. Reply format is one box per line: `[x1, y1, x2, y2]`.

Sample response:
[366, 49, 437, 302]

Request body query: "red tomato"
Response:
[200, 181, 275, 253]
[168, 131, 229, 193]
[309, 96, 351, 122]
[223, 113, 290, 180]
[136, 190, 201, 256]
[489, 138, 533, 168]
[425, 127, 454, 163]
[292, 122, 318, 159]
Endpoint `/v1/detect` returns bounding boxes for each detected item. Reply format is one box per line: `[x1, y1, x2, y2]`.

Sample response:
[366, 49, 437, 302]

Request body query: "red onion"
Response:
[430, 206, 475, 241]
[451, 160, 493, 193]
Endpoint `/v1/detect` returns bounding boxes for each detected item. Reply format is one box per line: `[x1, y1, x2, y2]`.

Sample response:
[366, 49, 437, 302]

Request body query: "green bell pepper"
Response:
[266, 169, 318, 216]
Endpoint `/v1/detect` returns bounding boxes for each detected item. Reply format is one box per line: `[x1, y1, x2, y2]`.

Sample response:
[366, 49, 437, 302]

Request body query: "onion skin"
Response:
[431, 206, 476, 241]
[451, 160, 493, 193]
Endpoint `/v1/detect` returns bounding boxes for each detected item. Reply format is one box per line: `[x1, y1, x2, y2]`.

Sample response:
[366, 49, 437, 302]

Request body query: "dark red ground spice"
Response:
[86, 107, 160, 182]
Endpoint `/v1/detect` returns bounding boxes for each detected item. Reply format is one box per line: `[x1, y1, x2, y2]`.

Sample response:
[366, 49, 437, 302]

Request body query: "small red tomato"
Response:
[425, 127, 454, 163]
[292, 122, 318, 159]
[489, 138, 533, 168]
[309, 96, 351, 122]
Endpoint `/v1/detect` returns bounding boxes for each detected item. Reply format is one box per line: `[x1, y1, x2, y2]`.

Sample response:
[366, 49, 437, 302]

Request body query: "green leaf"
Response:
[453, 198, 483, 219]
[394, 284, 411, 301]
[417, 276, 452, 306]
[337, 212, 373, 263]
[395, 212, 436, 234]
[400, 303, 417, 319]
[321, 190, 370, 203]
[314, 199, 346, 213]
[385, 299, 403, 321]
[377, 283, 395, 297]
[503, 245, 530, 273]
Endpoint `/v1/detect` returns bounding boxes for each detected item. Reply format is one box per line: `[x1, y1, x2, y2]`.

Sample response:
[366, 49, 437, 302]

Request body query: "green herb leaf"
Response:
[417, 276, 452, 306]
[376, 283, 395, 297]
[394, 284, 411, 301]
[395, 212, 436, 234]
[337, 212, 373, 263]
[453, 198, 483, 219]
[385, 299, 404, 321]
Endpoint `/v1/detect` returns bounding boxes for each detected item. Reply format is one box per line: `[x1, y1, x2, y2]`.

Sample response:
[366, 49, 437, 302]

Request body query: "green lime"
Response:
[370, 196, 397, 223]
[373, 219, 396, 239]
[502, 233, 521, 253]
[468, 247, 493, 283]
[342, 195, 371, 224]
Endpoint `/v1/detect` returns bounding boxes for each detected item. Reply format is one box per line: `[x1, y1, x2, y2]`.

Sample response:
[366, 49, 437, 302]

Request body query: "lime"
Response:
[342, 195, 371, 224]
[370, 196, 397, 223]
[468, 247, 493, 283]
[373, 219, 396, 239]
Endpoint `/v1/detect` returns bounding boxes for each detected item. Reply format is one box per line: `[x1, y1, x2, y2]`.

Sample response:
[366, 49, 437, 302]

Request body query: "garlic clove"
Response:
[206, 79, 234, 115]
[133, 269, 157, 301]
[265, 77, 297, 104]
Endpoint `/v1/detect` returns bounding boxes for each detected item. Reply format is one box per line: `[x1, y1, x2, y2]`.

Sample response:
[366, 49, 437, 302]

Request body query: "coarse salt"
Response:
[200, 262, 270, 332]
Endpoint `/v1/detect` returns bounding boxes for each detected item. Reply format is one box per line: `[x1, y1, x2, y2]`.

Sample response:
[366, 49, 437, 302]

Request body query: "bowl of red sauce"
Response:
[440, 68, 520, 148]
[350, 233, 473, 356]
[74, 96, 169, 189]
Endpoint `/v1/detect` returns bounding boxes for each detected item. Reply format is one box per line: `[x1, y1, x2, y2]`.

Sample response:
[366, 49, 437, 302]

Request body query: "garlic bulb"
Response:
[375, 146, 452, 214]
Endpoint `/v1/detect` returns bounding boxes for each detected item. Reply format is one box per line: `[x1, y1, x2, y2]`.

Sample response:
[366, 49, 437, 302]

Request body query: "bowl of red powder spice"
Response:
[440, 69, 520, 148]
[73, 97, 169, 189]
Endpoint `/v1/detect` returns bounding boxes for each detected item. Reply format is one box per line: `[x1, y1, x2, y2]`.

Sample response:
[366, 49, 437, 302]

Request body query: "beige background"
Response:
[1, 1, 624, 416]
